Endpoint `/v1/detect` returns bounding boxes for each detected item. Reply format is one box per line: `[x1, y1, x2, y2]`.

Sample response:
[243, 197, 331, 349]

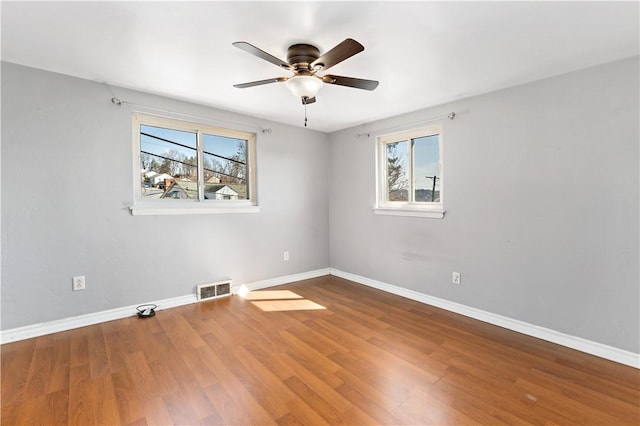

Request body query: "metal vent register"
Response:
[197, 280, 232, 301]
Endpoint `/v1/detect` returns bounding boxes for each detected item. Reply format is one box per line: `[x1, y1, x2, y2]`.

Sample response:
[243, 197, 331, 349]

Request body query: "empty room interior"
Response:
[1, 1, 639, 425]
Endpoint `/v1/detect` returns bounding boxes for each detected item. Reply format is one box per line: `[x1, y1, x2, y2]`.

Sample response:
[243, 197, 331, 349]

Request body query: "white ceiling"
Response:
[2, 1, 638, 133]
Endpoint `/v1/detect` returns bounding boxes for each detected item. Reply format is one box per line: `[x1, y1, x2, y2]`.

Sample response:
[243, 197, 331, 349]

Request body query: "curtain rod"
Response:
[110, 97, 272, 134]
[355, 112, 456, 139]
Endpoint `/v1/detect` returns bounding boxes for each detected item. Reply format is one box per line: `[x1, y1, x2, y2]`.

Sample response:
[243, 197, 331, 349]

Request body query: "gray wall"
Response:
[329, 57, 639, 353]
[1, 62, 329, 329]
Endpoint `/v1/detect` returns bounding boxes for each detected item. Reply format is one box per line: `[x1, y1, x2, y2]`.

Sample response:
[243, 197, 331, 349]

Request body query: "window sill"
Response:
[373, 207, 445, 219]
[130, 203, 260, 216]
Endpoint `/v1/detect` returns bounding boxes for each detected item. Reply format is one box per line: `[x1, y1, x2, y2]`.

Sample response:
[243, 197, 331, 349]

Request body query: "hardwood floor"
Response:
[2, 275, 639, 425]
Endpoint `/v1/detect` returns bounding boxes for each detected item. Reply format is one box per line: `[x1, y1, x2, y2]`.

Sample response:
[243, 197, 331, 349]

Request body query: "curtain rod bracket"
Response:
[111, 97, 122, 107]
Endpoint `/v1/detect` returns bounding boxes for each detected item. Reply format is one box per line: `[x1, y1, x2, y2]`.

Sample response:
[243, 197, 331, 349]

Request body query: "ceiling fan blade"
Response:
[301, 96, 316, 105]
[233, 77, 287, 88]
[322, 75, 379, 91]
[311, 38, 364, 71]
[233, 41, 292, 70]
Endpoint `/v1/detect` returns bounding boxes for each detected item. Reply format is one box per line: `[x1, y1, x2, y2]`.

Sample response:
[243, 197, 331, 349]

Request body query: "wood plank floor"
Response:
[2, 275, 639, 425]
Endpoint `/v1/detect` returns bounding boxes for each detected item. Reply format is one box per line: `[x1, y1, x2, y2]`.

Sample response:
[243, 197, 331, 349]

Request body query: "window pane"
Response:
[386, 141, 409, 201]
[413, 135, 440, 202]
[202, 134, 248, 200]
[140, 125, 198, 199]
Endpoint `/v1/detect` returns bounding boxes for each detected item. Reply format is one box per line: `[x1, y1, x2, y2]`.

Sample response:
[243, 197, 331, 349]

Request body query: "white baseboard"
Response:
[232, 268, 331, 293]
[330, 268, 640, 369]
[0, 268, 331, 345]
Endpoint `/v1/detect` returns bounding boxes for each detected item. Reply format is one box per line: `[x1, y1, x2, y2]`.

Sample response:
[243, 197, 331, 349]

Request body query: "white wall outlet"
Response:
[72, 275, 86, 291]
[452, 272, 461, 285]
[283, 251, 290, 261]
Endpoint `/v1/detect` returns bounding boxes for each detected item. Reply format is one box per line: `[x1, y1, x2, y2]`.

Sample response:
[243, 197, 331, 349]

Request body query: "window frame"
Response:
[130, 112, 258, 216]
[374, 124, 445, 219]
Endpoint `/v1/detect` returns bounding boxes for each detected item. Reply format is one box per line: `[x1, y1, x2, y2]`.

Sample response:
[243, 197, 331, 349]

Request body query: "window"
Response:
[131, 113, 257, 215]
[375, 125, 444, 218]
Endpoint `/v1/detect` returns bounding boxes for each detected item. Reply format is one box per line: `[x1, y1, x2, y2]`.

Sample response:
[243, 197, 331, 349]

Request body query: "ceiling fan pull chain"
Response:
[304, 101, 308, 127]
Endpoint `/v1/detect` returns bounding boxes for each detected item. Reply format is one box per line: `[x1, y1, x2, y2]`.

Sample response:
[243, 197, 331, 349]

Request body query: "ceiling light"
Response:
[285, 75, 323, 99]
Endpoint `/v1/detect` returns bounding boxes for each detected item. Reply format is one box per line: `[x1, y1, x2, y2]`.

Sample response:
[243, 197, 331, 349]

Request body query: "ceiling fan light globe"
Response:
[285, 75, 323, 98]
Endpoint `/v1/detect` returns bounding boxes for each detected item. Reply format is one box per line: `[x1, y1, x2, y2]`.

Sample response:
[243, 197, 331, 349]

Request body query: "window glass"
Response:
[385, 141, 409, 202]
[140, 125, 198, 199]
[202, 134, 248, 200]
[413, 135, 440, 202]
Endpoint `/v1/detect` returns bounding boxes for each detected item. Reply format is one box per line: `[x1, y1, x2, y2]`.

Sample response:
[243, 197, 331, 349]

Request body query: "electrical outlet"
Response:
[72, 275, 86, 291]
[452, 272, 461, 285]
[283, 251, 290, 261]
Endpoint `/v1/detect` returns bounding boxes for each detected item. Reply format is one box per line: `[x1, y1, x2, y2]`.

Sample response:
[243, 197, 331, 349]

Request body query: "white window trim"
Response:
[130, 202, 259, 216]
[374, 124, 445, 219]
[130, 113, 259, 215]
[373, 206, 444, 219]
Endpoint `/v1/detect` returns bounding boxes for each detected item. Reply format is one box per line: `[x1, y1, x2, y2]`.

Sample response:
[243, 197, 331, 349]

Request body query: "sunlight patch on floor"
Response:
[239, 288, 326, 311]
[251, 299, 326, 312]
[242, 290, 304, 301]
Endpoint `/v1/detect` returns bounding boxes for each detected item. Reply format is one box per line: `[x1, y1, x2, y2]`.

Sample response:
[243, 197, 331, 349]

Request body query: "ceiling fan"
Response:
[232, 38, 379, 106]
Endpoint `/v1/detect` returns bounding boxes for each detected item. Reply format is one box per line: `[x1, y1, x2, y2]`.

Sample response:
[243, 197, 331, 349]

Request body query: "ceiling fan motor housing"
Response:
[287, 44, 321, 70]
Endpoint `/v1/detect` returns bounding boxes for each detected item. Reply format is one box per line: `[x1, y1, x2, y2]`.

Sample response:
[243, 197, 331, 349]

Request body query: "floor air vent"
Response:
[197, 280, 232, 301]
